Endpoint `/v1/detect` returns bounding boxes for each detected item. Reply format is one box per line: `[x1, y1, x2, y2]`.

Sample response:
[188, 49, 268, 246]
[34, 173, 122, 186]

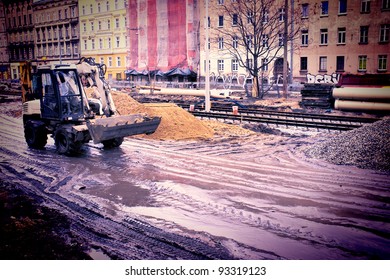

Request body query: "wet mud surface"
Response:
[0, 109, 389, 260]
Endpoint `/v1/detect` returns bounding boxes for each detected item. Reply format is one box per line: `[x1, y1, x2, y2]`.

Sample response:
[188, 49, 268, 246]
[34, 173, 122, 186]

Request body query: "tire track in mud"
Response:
[0, 116, 234, 259]
[121, 138, 390, 259]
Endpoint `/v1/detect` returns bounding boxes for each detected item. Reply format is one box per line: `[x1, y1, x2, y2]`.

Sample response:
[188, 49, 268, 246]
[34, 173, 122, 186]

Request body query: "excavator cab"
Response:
[36, 67, 86, 121]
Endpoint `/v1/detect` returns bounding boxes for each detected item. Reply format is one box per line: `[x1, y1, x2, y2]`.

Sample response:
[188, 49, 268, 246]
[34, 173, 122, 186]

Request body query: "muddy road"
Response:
[0, 113, 389, 260]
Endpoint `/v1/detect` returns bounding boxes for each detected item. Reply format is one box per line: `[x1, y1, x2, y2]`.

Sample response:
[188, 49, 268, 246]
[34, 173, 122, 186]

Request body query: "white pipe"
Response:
[333, 87, 390, 100]
[335, 99, 390, 111]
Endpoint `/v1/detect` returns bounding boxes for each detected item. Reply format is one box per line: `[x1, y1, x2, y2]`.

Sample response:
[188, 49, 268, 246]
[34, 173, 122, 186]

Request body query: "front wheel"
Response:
[55, 128, 82, 155]
[102, 137, 124, 149]
[24, 120, 47, 149]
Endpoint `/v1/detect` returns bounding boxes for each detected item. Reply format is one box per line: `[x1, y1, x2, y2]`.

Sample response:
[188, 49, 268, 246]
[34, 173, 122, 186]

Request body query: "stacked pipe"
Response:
[333, 87, 390, 112]
[300, 83, 335, 109]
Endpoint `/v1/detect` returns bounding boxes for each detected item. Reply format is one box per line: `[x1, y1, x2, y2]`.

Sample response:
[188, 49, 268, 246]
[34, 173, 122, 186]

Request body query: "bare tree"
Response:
[210, 0, 300, 98]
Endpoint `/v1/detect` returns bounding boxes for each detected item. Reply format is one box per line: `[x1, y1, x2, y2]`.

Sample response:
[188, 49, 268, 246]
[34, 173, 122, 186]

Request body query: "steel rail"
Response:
[190, 111, 363, 131]
[179, 103, 380, 124]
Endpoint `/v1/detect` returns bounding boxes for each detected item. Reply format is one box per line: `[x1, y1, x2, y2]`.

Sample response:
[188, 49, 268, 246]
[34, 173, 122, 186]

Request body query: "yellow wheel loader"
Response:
[22, 58, 161, 155]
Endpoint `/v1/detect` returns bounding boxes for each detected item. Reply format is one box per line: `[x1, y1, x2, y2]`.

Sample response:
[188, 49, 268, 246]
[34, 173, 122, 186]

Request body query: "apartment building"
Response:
[3, 0, 34, 79]
[79, 0, 128, 81]
[32, 0, 80, 66]
[199, 0, 292, 88]
[294, 0, 390, 83]
[0, 0, 9, 79]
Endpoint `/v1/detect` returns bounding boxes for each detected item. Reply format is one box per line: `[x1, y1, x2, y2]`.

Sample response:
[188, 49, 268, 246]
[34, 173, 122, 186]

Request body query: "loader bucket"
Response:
[86, 114, 161, 144]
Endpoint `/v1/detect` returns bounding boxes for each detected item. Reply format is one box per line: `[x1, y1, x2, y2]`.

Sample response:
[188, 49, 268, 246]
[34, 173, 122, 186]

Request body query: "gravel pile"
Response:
[304, 117, 390, 172]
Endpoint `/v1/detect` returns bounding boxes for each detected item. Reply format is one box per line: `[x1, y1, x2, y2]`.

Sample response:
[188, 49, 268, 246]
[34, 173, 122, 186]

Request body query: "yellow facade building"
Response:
[79, 0, 128, 81]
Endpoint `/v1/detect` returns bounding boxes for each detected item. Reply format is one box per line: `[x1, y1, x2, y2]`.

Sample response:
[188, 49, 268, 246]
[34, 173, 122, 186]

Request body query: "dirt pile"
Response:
[111, 91, 214, 140]
[304, 117, 390, 172]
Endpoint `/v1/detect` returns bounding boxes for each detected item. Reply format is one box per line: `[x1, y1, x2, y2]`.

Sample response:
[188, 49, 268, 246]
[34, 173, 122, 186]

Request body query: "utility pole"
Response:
[282, 0, 289, 99]
[290, 0, 294, 85]
[205, 0, 211, 112]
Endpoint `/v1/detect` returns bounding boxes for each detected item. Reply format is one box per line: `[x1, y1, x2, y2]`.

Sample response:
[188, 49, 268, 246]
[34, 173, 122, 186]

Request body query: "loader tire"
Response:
[55, 128, 82, 155]
[102, 137, 124, 149]
[24, 120, 47, 149]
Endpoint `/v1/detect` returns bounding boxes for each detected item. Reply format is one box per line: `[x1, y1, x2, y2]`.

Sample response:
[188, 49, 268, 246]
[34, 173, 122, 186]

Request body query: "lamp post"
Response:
[205, 0, 211, 112]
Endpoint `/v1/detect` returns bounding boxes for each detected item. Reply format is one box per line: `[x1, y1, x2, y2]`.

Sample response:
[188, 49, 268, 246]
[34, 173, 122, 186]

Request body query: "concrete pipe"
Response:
[334, 99, 390, 111]
[333, 87, 390, 100]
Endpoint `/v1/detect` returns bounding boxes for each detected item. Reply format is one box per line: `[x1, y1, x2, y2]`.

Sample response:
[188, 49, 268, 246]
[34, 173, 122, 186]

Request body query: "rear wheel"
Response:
[102, 137, 124, 149]
[55, 128, 82, 155]
[24, 120, 47, 149]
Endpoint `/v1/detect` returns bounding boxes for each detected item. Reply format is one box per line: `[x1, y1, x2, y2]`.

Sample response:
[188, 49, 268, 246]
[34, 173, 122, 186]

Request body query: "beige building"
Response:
[32, 0, 80, 66]
[199, 0, 292, 90]
[293, 0, 390, 83]
[79, 0, 128, 81]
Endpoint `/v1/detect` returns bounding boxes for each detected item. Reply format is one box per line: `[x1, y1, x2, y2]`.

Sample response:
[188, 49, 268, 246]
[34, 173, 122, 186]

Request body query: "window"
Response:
[218, 37, 224, 49]
[116, 36, 120, 47]
[279, 33, 284, 46]
[338, 27, 346, 44]
[358, 55, 367, 71]
[82, 6, 85, 15]
[84, 40, 87, 50]
[302, 3, 309, 18]
[90, 4, 93, 14]
[108, 38, 111, 48]
[321, 1, 329, 15]
[232, 14, 238, 26]
[107, 20, 111, 29]
[58, 10, 61, 20]
[247, 11, 253, 23]
[378, 55, 387, 71]
[108, 57, 112, 67]
[246, 59, 253, 69]
[379, 24, 389, 43]
[319, 57, 327, 71]
[247, 35, 253, 48]
[98, 3, 101, 12]
[382, 0, 390, 10]
[117, 56, 121, 67]
[218, 0, 224, 5]
[91, 39, 95, 49]
[116, 18, 119, 28]
[301, 30, 308, 45]
[218, 59, 224, 71]
[232, 35, 238, 48]
[83, 23, 86, 32]
[100, 57, 104, 64]
[279, 8, 285, 22]
[336, 56, 345, 71]
[361, 0, 370, 13]
[261, 58, 268, 71]
[300, 57, 308, 71]
[91, 22, 94, 31]
[261, 34, 268, 48]
[99, 38, 103, 49]
[106, 1, 110, 11]
[218, 15, 223, 27]
[320, 29, 328, 45]
[232, 59, 238, 72]
[360, 26, 369, 44]
[115, 0, 119, 9]
[262, 10, 269, 23]
[98, 21, 101, 30]
[339, 0, 347, 14]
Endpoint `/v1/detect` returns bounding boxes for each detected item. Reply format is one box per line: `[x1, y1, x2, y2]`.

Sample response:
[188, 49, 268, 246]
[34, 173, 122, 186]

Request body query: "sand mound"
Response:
[111, 91, 214, 140]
